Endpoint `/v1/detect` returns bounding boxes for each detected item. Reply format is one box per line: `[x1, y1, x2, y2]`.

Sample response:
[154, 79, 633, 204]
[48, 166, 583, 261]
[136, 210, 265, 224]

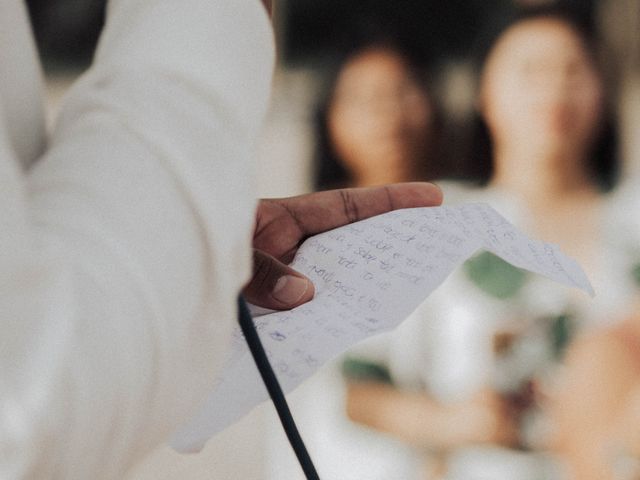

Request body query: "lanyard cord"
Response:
[237, 296, 321, 480]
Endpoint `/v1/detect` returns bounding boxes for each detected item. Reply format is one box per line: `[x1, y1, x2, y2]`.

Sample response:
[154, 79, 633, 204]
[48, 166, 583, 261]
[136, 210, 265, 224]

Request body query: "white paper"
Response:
[171, 203, 594, 452]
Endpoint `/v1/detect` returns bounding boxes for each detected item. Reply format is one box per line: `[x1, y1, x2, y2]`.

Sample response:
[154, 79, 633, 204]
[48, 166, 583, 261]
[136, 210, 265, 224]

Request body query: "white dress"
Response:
[387, 182, 640, 479]
[0, 1, 274, 478]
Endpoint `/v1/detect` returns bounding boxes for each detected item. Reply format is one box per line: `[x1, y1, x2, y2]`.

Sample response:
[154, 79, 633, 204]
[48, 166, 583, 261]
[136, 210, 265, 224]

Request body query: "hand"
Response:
[243, 182, 442, 310]
[261, 0, 272, 16]
[454, 389, 519, 448]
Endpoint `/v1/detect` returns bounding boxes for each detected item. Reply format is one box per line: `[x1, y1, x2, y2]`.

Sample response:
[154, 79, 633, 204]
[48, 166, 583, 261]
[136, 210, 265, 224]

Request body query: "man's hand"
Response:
[261, 0, 272, 16]
[244, 182, 443, 310]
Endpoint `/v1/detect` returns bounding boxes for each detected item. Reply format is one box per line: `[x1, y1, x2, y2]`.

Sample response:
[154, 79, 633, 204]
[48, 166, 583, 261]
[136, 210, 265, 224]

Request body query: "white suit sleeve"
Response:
[0, 1, 274, 479]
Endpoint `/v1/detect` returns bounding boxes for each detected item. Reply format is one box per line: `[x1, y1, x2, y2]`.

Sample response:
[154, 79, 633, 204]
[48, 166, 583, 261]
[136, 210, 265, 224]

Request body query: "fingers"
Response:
[261, 0, 273, 15]
[243, 249, 315, 310]
[274, 182, 443, 236]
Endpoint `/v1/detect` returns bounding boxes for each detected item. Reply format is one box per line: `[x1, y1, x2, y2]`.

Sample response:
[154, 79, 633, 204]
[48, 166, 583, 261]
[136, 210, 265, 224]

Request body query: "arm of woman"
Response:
[346, 382, 516, 450]
[548, 332, 640, 480]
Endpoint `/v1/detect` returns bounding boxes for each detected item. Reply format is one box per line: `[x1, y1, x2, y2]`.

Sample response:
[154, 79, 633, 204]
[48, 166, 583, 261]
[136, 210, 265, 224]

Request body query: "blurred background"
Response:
[28, 0, 640, 478]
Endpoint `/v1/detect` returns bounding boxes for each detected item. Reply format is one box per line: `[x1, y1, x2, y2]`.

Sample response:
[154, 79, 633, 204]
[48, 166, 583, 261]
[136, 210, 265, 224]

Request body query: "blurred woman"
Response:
[314, 39, 440, 189]
[345, 6, 638, 479]
[264, 39, 443, 480]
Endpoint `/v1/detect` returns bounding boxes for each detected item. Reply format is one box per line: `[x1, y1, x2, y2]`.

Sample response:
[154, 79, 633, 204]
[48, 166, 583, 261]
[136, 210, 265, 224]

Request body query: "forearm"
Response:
[548, 334, 637, 480]
[346, 383, 494, 450]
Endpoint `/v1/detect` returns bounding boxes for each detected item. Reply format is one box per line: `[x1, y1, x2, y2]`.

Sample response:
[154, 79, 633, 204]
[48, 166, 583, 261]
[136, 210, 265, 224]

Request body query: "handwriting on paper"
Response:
[171, 203, 593, 452]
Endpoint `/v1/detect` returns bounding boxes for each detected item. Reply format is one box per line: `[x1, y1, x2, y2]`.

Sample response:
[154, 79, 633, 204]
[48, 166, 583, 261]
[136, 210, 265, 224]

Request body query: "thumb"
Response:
[243, 249, 315, 310]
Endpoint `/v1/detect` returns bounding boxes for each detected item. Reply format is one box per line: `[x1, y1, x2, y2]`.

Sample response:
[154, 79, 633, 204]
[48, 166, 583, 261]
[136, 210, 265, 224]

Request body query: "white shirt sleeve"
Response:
[0, 0, 46, 169]
[0, 1, 274, 479]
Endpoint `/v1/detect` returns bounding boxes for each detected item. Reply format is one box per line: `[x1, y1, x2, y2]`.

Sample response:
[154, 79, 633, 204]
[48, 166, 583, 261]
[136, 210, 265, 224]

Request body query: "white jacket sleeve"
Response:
[0, 1, 274, 479]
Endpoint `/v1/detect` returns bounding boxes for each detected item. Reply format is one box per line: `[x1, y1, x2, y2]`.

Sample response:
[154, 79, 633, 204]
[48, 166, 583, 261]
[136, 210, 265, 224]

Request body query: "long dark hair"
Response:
[313, 34, 442, 190]
[466, 4, 619, 191]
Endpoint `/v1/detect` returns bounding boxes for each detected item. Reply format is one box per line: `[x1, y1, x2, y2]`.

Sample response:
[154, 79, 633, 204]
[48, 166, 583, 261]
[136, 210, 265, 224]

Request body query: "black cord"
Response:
[237, 296, 321, 480]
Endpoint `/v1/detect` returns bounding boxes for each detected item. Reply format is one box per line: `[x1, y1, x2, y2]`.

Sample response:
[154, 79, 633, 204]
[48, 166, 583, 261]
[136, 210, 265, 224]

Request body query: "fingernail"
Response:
[272, 275, 310, 305]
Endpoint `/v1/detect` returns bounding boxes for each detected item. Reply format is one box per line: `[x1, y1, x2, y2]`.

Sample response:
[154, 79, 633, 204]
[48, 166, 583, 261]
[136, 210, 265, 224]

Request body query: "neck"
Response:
[489, 145, 597, 206]
[352, 165, 417, 188]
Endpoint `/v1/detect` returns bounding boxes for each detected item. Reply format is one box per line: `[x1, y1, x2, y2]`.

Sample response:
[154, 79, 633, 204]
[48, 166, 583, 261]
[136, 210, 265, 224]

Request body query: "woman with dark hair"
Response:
[265, 37, 445, 480]
[465, 5, 618, 191]
[345, 6, 639, 479]
[313, 38, 441, 190]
